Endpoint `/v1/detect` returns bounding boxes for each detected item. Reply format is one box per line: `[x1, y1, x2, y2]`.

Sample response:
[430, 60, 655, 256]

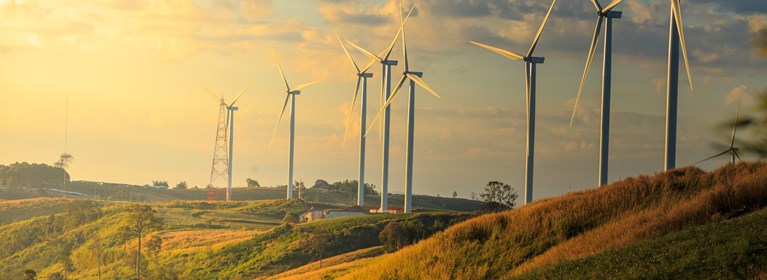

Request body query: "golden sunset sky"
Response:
[2, 0, 767, 200]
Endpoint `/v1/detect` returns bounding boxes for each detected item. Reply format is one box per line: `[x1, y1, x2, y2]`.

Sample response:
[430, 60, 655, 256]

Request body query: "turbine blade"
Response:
[346, 40, 383, 62]
[360, 59, 377, 74]
[381, 2, 416, 60]
[734, 151, 742, 161]
[671, 0, 693, 91]
[202, 84, 224, 104]
[400, 0, 409, 71]
[469, 41, 524, 60]
[272, 49, 291, 91]
[291, 80, 320, 92]
[731, 98, 741, 148]
[694, 150, 730, 165]
[570, 16, 604, 127]
[336, 32, 360, 74]
[343, 77, 362, 147]
[268, 94, 291, 151]
[527, 0, 557, 58]
[365, 75, 407, 137]
[591, 0, 602, 11]
[230, 79, 254, 106]
[601, 0, 622, 13]
[407, 74, 441, 99]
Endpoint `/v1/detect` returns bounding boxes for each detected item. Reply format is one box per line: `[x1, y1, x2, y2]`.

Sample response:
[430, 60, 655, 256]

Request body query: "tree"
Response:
[470, 192, 477, 201]
[479, 181, 518, 213]
[306, 230, 331, 268]
[246, 178, 260, 188]
[379, 222, 409, 252]
[151, 181, 168, 188]
[174, 181, 187, 190]
[125, 204, 163, 280]
[0, 162, 69, 189]
[452, 191, 458, 199]
[312, 179, 330, 189]
[281, 212, 299, 224]
[53, 153, 74, 169]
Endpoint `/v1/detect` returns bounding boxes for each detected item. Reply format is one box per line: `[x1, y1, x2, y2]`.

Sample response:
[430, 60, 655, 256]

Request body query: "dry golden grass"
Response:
[264, 246, 385, 280]
[339, 163, 767, 279]
[161, 229, 255, 252]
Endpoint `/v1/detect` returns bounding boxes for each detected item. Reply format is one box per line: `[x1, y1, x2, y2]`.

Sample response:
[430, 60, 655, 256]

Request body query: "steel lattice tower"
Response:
[208, 102, 229, 201]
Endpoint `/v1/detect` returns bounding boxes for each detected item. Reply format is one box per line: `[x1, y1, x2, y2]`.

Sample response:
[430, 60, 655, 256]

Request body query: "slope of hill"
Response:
[337, 162, 767, 279]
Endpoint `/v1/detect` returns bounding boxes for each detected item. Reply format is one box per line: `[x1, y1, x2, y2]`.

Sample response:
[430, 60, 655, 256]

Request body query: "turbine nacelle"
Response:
[359, 73, 374, 78]
[525, 56, 546, 64]
[599, 10, 622, 18]
[288, 90, 301, 95]
[383, 60, 399, 66]
[403, 71, 423, 77]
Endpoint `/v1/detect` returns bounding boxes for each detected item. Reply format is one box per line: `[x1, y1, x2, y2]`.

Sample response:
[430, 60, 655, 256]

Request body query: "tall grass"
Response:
[341, 162, 767, 279]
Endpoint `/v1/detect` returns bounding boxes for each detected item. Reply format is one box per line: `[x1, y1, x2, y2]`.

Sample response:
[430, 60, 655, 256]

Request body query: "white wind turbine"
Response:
[269, 50, 320, 200]
[695, 100, 743, 165]
[664, 0, 694, 171]
[203, 81, 254, 201]
[336, 31, 377, 206]
[469, 0, 556, 205]
[570, 0, 623, 187]
[344, 3, 416, 213]
[364, 0, 440, 214]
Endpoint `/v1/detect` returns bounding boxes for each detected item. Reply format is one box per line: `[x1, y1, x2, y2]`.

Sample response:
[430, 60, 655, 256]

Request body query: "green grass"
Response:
[516, 208, 767, 279]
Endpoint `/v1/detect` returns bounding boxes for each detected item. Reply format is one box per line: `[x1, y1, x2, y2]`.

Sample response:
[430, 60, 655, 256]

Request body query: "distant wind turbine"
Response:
[365, 0, 441, 214]
[203, 80, 254, 201]
[345, 3, 415, 213]
[269, 50, 320, 200]
[695, 100, 742, 165]
[336, 31, 376, 206]
[470, 0, 557, 205]
[664, 0, 694, 171]
[570, 0, 623, 187]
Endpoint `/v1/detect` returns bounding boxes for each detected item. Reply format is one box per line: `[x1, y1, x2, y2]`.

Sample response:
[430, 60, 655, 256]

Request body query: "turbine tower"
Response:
[345, 4, 415, 213]
[570, 0, 623, 187]
[664, 0, 694, 171]
[695, 100, 743, 165]
[470, 0, 556, 205]
[365, 1, 441, 214]
[204, 81, 253, 202]
[336, 32, 377, 206]
[269, 50, 320, 200]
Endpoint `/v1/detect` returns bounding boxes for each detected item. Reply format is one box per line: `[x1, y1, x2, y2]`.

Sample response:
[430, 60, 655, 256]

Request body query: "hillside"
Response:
[0, 198, 474, 279]
[330, 162, 767, 279]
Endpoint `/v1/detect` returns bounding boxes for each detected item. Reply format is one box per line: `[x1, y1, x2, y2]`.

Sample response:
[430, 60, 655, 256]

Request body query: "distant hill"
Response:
[306, 162, 767, 279]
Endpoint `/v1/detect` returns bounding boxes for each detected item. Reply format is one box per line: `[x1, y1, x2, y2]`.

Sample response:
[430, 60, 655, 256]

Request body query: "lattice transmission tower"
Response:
[208, 102, 229, 202]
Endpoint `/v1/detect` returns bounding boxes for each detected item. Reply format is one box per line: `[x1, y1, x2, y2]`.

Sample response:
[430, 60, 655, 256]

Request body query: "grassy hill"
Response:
[325, 162, 767, 279]
[0, 197, 474, 279]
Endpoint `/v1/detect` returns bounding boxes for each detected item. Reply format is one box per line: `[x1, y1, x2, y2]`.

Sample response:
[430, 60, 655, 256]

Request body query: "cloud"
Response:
[724, 85, 757, 105]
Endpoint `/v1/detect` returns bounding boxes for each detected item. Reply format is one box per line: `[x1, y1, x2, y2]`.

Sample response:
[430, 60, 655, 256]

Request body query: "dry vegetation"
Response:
[339, 162, 767, 279]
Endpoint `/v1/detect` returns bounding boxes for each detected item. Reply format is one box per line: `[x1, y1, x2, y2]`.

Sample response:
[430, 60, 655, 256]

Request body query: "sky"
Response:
[1, 0, 767, 202]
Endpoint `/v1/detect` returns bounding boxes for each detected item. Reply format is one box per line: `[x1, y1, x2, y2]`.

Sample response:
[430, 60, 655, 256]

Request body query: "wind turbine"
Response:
[203, 80, 253, 202]
[344, 3, 415, 213]
[269, 50, 320, 200]
[365, 0, 441, 214]
[664, 0, 694, 170]
[336, 31, 376, 206]
[695, 100, 742, 165]
[469, 0, 556, 205]
[570, 0, 622, 187]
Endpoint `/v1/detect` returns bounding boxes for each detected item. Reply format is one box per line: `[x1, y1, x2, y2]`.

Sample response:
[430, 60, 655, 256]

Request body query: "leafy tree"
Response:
[246, 178, 260, 188]
[306, 230, 331, 268]
[452, 191, 458, 199]
[174, 181, 187, 190]
[0, 162, 69, 189]
[379, 222, 409, 252]
[479, 181, 518, 213]
[312, 179, 330, 189]
[151, 181, 168, 187]
[53, 153, 74, 169]
[125, 204, 163, 280]
[471, 192, 477, 200]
